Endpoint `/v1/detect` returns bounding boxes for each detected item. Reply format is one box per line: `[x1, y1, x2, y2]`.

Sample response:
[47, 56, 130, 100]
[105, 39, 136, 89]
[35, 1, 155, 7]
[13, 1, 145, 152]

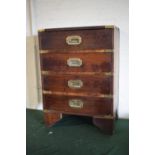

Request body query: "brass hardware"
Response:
[38, 29, 45, 32]
[94, 115, 114, 119]
[66, 35, 82, 45]
[103, 115, 114, 119]
[89, 49, 113, 53]
[104, 25, 114, 29]
[67, 58, 82, 67]
[69, 99, 84, 108]
[43, 91, 113, 98]
[42, 90, 52, 94]
[86, 49, 113, 53]
[102, 49, 113, 52]
[40, 50, 49, 54]
[102, 94, 113, 98]
[85, 49, 113, 53]
[41, 71, 50, 75]
[68, 80, 83, 89]
[40, 49, 113, 54]
[43, 109, 51, 113]
[41, 71, 113, 76]
[104, 72, 113, 76]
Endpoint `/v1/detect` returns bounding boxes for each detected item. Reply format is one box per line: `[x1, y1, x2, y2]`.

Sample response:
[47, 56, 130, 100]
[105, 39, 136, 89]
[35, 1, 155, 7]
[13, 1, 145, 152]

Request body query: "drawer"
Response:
[40, 52, 113, 72]
[42, 74, 113, 94]
[38, 27, 114, 50]
[43, 94, 113, 116]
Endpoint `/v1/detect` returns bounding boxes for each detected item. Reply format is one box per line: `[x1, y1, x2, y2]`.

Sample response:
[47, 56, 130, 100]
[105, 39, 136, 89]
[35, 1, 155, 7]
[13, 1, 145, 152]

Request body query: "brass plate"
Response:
[67, 58, 82, 67]
[40, 50, 49, 54]
[42, 90, 113, 98]
[101, 94, 113, 98]
[94, 115, 114, 119]
[41, 71, 113, 76]
[42, 90, 52, 94]
[66, 35, 82, 45]
[68, 80, 83, 89]
[38, 29, 45, 32]
[69, 99, 84, 108]
[39, 49, 113, 54]
[104, 25, 114, 29]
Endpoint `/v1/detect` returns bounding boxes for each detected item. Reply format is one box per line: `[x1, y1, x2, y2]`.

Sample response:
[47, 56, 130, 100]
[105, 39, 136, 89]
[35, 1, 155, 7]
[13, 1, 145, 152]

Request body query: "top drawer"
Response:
[38, 27, 114, 50]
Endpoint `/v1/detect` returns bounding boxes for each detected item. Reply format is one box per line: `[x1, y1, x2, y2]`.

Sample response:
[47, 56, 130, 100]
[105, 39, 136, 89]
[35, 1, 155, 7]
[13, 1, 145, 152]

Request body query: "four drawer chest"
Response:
[38, 25, 119, 134]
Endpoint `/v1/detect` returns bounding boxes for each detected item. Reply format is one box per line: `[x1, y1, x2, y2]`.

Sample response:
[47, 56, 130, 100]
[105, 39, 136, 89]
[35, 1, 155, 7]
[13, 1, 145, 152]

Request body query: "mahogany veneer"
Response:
[38, 26, 119, 134]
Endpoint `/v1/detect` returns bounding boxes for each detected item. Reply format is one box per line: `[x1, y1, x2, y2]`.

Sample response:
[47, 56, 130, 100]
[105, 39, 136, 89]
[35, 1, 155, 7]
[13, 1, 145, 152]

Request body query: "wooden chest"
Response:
[38, 26, 119, 134]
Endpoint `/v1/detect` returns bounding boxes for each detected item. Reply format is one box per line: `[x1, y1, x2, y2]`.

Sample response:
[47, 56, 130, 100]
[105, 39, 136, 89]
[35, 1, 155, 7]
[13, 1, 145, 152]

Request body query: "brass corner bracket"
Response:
[38, 29, 45, 32]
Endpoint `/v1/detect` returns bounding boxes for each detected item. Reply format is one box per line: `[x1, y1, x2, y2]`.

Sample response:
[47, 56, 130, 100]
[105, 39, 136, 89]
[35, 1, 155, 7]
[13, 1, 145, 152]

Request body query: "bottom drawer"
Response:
[43, 95, 113, 116]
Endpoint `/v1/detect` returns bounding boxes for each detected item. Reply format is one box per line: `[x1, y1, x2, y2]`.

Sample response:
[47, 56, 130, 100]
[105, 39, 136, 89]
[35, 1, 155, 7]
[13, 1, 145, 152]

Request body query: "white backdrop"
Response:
[29, 0, 129, 118]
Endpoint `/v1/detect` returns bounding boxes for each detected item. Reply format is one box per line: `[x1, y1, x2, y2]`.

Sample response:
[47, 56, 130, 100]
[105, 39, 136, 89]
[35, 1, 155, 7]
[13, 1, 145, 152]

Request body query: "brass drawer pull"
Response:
[69, 99, 84, 108]
[66, 35, 82, 45]
[68, 80, 83, 89]
[67, 58, 82, 67]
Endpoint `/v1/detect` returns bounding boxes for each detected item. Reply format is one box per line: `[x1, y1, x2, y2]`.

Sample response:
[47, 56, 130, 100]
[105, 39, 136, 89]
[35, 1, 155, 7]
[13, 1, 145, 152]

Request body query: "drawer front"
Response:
[40, 52, 113, 72]
[43, 95, 113, 116]
[38, 28, 113, 50]
[42, 74, 113, 94]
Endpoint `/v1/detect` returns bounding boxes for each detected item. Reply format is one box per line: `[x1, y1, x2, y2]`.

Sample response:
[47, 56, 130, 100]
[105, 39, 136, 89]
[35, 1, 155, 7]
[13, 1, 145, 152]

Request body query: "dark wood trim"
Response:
[38, 25, 118, 32]
[44, 111, 61, 126]
[93, 117, 114, 134]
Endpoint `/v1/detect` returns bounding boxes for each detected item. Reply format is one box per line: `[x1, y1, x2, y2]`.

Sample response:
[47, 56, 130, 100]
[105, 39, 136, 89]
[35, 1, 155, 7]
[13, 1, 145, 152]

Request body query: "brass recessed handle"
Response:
[66, 35, 82, 45]
[69, 99, 84, 108]
[67, 58, 82, 67]
[68, 80, 83, 89]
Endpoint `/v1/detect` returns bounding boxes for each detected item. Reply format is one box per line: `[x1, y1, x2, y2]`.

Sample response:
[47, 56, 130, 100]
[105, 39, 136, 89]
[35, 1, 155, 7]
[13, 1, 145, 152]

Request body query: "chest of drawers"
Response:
[38, 26, 119, 134]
